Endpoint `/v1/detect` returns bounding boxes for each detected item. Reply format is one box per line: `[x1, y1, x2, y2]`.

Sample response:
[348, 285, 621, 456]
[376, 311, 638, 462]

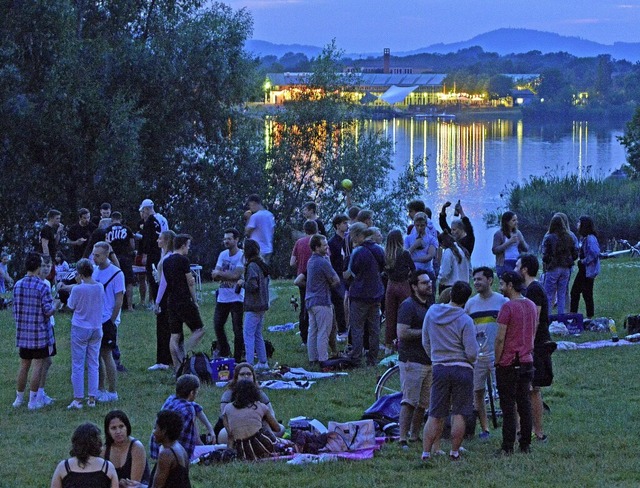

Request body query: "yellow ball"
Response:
[341, 179, 353, 191]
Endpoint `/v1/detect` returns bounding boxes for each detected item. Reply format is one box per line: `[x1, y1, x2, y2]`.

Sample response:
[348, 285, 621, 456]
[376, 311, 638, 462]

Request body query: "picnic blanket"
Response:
[282, 437, 386, 464]
[556, 339, 639, 351]
[281, 367, 348, 380]
[268, 322, 296, 332]
[259, 380, 315, 390]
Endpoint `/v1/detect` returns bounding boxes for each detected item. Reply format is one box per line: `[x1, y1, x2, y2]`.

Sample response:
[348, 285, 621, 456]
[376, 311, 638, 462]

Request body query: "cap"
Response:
[139, 199, 154, 211]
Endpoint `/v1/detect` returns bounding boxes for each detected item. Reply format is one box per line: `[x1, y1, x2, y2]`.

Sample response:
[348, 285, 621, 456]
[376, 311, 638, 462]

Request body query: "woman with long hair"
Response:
[437, 233, 471, 294]
[241, 239, 270, 371]
[149, 230, 176, 371]
[102, 410, 150, 486]
[570, 216, 600, 318]
[383, 229, 415, 351]
[492, 211, 529, 277]
[541, 214, 578, 314]
[222, 380, 281, 461]
[50, 423, 118, 488]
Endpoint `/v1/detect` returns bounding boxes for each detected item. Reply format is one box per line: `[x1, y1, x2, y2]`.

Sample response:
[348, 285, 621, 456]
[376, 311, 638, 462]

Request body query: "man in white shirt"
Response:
[245, 194, 275, 263]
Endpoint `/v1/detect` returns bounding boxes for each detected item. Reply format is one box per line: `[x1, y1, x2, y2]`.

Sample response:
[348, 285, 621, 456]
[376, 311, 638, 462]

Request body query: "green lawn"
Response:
[1, 260, 640, 487]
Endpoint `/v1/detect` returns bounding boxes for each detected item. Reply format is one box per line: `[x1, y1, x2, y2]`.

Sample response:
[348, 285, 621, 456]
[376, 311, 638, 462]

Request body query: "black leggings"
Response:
[570, 265, 595, 318]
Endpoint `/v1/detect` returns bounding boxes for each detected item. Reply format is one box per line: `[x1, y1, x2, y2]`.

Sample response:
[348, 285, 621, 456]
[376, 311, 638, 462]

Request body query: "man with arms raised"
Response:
[495, 270, 537, 455]
[516, 253, 553, 443]
[396, 270, 435, 449]
[421, 281, 477, 461]
[464, 267, 508, 440]
[211, 228, 245, 362]
[159, 234, 205, 371]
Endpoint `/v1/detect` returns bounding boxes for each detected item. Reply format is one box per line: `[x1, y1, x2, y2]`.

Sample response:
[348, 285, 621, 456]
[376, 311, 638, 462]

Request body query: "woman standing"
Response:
[102, 410, 150, 486]
[570, 216, 600, 318]
[149, 230, 176, 371]
[67, 259, 105, 409]
[383, 229, 415, 351]
[492, 211, 529, 278]
[241, 239, 270, 371]
[542, 214, 578, 314]
[437, 233, 471, 294]
[50, 423, 118, 488]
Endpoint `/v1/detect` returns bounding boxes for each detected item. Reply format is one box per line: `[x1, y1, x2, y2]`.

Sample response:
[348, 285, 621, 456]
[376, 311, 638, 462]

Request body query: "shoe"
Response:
[434, 450, 446, 456]
[87, 399, 96, 408]
[421, 453, 431, 461]
[12, 397, 23, 408]
[254, 362, 270, 372]
[337, 333, 348, 342]
[97, 391, 119, 402]
[449, 453, 461, 461]
[535, 434, 548, 443]
[28, 400, 44, 411]
[479, 430, 490, 441]
[67, 400, 83, 410]
[148, 363, 170, 371]
[399, 440, 409, 451]
[42, 393, 55, 406]
[520, 445, 531, 454]
[116, 363, 128, 373]
[494, 448, 512, 458]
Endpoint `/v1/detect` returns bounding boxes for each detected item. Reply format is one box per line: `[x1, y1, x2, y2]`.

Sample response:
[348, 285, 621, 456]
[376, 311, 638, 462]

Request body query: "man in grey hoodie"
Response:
[421, 281, 477, 461]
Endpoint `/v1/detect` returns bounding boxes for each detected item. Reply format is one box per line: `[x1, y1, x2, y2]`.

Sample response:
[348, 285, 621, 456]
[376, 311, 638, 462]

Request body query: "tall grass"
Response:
[1, 262, 640, 487]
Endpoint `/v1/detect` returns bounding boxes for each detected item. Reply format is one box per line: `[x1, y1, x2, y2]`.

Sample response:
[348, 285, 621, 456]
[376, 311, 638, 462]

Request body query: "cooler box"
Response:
[549, 313, 584, 334]
[210, 358, 235, 382]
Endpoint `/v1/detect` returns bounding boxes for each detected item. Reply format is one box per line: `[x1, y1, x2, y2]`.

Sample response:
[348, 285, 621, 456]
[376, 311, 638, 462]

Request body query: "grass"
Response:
[1, 260, 640, 487]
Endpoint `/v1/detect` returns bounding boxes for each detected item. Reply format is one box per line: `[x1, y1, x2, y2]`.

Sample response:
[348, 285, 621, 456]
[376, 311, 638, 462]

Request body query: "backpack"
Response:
[177, 352, 213, 384]
[624, 315, 640, 335]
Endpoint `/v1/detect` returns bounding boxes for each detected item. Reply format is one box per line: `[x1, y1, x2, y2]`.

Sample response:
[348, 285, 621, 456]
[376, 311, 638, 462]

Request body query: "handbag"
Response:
[325, 419, 376, 452]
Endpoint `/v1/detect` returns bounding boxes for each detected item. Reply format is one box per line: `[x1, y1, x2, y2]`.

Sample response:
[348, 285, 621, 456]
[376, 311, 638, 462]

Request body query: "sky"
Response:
[223, 0, 640, 54]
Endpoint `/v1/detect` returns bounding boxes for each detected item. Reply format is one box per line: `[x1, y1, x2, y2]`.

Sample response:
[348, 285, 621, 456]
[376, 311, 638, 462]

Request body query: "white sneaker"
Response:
[42, 393, 55, 405]
[337, 333, 348, 342]
[67, 400, 83, 410]
[28, 400, 44, 411]
[12, 397, 23, 408]
[97, 391, 119, 402]
[254, 362, 270, 372]
[148, 363, 170, 371]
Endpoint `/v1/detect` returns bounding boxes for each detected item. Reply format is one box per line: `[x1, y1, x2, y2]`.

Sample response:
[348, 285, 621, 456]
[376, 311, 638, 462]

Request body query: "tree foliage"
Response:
[618, 105, 640, 176]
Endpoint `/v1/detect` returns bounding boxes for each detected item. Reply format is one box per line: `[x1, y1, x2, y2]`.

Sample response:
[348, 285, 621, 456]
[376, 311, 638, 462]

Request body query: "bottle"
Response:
[610, 319, 619, 342]
[454, 199, 461, 217]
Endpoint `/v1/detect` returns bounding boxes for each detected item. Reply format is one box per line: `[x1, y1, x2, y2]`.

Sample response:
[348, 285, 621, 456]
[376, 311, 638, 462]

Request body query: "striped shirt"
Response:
[13, 275, 55, 349]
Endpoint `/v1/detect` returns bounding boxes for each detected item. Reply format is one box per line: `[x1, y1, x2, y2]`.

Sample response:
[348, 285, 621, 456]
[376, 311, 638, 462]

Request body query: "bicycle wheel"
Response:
[374, 364, 401, 400]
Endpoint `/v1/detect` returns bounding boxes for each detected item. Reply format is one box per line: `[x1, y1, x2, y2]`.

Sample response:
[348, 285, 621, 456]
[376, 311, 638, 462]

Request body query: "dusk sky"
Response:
[223, 0, 640, 53]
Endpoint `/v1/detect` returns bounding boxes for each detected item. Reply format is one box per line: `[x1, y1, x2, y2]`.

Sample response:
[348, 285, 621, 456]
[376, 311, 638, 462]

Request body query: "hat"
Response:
[500, 270, 525, 292]
[139, 199, 154, 211]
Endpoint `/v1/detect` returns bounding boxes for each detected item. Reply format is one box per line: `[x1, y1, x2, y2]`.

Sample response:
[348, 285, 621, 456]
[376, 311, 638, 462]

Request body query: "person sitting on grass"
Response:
[50, 422, 118, 488]
[102, 410, 150, 487]
[222, 379, 281, 461]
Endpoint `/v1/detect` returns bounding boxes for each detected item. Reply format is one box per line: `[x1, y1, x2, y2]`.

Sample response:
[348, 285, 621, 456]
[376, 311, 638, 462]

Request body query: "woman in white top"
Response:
[438, 233, 471, 294]
[67, 258, 105, 409]
[492, 211, 529, 279]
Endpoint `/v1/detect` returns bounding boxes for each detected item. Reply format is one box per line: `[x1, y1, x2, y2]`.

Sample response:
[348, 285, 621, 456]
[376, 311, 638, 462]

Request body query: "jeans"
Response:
[496, 363, 534, 452]
[71, 326, 102, 399]
[544, 267, 571, 314]
[570, 264, 595, 318]
[298, 286, 309, 344]
[307, 305, 333, 362]
[244, 311, 267, 364]
[348, 300, 381, 366]
[330, 286, 347, 334]
[213, 301, 244, 361]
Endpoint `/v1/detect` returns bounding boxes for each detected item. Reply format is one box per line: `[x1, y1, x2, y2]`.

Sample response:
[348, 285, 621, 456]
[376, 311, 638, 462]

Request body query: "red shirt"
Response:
[292, 236, 313, 276]
[496, 297, 536, 367]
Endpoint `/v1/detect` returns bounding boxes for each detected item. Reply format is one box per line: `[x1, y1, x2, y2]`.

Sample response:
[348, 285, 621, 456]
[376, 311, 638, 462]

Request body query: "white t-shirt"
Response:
[155, 213, 169, 232]
[93, 263, 125, 325]
[247, 209, 275, 254]
[68, 282, 105, 329]
[215, 249, 244, 303]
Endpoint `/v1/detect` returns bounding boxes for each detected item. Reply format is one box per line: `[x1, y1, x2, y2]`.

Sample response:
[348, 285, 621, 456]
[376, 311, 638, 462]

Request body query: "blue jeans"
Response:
[244, 311, 267, 364]
[544, 267, 571, 314]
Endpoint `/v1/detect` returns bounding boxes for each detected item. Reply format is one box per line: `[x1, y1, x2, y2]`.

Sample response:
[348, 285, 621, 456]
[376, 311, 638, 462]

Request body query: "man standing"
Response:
[302, 202, 327, 236]
[396, 270, 435, 449]
[404, 212, 438, 282]
[40, 209, 63, 283]
[67, 208, 97, 263]
[290, 220, 318, 347]
[495, 270, 537, 455]
[516, 253, 553, 443]
[440, 200, 475, 257]
[343, 222, 385, 367]
[140, 199, 169, 302]
[421, 281, 477, 461]
[464, 267, 508, 440]
[211, 228, 245, 362]
[92, 242, 124, 402]
[305, 234, 340, 365]
[245, 194, 275, 263]
[12, 253, 57, 410]
[328, 214, 349, 340]
[160, 234, 205, 370]
[105, 212, 136, 311]
[91, 202, 112, 226]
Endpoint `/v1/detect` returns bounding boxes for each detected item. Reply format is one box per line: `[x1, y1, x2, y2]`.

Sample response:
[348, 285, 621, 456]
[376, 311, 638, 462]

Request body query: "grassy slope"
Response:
[1, 261, 640, 487]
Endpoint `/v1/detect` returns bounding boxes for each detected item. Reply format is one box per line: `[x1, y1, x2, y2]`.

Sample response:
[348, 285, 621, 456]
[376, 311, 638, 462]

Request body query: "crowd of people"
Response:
[5, 192, 605, 478]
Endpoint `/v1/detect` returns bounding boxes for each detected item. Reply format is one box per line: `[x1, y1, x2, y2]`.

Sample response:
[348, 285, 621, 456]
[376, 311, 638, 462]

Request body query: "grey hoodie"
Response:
[422, 303, 478, 368]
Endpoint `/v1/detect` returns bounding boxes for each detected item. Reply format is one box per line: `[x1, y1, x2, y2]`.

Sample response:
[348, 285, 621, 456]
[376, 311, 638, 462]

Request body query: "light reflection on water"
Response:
[373, 117, 626, 265]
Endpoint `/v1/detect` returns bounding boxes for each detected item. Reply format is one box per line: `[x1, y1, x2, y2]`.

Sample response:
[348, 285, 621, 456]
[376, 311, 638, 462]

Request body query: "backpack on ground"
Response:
[624, 315, 640, 335]
[177, 352, 213, 384]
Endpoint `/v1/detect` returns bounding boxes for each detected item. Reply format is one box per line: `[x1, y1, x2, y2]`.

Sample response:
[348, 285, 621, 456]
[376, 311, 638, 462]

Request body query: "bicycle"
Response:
[603, 239, 640, 258]
[374, 363, 400, 400]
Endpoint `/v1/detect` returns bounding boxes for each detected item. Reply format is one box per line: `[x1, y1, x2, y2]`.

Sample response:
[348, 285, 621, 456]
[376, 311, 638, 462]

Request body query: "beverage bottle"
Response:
[610, 320, 619, 342]
[454, 200, 461, 217]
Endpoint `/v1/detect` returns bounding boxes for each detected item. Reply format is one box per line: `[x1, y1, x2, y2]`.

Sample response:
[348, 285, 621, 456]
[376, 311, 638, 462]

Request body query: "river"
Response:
[369, 117, 627, 266]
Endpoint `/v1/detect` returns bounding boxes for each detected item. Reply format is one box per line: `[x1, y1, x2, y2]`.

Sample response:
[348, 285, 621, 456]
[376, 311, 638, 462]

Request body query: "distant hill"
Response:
[247, 29, 640, 62]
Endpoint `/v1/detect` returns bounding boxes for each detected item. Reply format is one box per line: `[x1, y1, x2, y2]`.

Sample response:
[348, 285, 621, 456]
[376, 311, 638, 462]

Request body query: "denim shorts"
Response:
[429, 364, 474, 418]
